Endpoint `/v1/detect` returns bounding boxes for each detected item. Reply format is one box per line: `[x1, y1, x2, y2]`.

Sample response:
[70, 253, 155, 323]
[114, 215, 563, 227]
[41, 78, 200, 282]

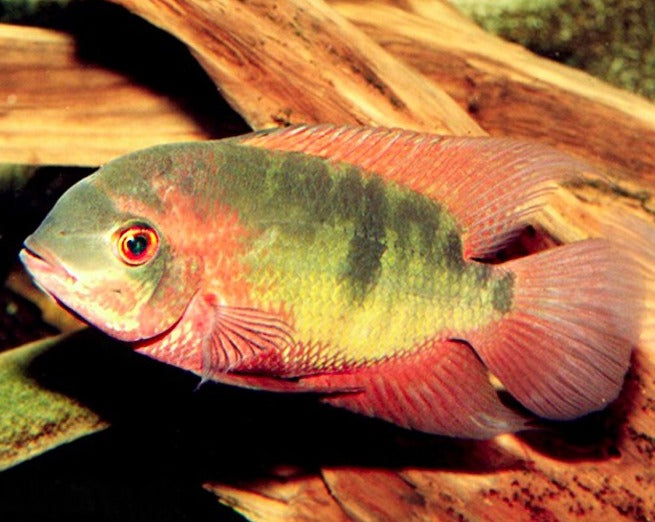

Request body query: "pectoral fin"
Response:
[200, 297, 294, 376]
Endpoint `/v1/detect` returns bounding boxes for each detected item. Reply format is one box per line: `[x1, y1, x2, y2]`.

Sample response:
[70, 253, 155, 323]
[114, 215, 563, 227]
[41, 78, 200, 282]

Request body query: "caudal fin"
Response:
[469, 239, 643, 420]
[598, 214, 655, 351]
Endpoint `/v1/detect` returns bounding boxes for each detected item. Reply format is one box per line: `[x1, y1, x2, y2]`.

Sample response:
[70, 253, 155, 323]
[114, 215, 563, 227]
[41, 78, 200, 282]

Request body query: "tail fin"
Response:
[468, 239, 644, 420]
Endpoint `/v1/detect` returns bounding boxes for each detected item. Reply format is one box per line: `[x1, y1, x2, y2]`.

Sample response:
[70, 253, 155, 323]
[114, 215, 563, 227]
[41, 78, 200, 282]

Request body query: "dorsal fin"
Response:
[236, 125, 592, 259]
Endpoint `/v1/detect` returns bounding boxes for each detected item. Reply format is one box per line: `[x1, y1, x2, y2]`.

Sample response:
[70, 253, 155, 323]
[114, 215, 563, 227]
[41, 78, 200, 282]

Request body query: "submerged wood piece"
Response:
[0, 334, 107, 470]
[0, 24, 215, 166]
[206, 475, 350, 522]
[111, 0, 482, 136]
[331, 0, 655, 185]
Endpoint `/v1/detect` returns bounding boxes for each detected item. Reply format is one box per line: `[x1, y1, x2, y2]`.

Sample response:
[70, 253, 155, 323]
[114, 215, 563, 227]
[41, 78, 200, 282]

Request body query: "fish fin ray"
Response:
[237, 124, 590, 258]
[204, 371, 360, 394]
[304, 340, 527, 439]
[596, 213, 655, 350]
[201, 301, 295, 373]
[469, 239, 643, 420]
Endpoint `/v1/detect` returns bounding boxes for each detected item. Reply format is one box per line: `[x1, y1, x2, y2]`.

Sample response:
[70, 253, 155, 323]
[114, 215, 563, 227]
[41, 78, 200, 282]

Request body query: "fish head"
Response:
[20, 162, 204, 342]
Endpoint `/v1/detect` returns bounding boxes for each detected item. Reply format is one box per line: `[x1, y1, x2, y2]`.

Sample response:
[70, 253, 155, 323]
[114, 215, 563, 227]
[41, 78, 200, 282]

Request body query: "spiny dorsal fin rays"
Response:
[236, 124, 593, 259]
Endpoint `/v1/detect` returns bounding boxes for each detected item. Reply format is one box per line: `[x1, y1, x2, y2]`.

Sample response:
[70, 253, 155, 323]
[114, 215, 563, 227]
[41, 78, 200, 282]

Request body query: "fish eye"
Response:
[115, 223, 159, 266]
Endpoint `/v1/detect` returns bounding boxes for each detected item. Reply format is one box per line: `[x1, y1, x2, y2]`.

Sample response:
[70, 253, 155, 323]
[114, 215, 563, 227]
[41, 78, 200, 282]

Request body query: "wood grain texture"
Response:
[331, 0, 655, 185]
[110, 0, 483, 136]
[0, 24, 219, 165]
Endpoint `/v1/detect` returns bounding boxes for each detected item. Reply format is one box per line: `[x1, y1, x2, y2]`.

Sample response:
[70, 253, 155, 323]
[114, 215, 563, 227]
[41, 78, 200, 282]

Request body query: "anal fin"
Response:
[303, 340, 527, 439]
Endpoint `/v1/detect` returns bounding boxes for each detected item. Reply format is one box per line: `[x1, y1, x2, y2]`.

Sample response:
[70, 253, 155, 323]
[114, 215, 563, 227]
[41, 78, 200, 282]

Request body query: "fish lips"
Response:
[20, 236, 78, 297]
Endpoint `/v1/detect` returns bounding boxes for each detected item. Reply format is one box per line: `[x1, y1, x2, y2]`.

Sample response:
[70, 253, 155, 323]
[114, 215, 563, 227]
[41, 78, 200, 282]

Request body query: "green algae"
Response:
[0, 333, 106, 470]
[451, 0, 655, 100]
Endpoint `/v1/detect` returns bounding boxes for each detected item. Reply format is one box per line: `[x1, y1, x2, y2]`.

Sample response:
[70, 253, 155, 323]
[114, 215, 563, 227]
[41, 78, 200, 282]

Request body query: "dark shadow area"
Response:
[515, 349, 643, 462]
[3, 0, 251, 140]
[0, 285, 59, 350]
[481, 224, 560, 264]
[0, 166, 91, 279]
[0, 327, 635, 519]
[0, 429, 243, 522]
[0, 166, 91, 350]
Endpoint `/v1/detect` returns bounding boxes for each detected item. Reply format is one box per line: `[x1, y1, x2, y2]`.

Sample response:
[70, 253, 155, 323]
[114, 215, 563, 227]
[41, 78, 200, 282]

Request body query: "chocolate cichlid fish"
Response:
[20, 125, 644, 439]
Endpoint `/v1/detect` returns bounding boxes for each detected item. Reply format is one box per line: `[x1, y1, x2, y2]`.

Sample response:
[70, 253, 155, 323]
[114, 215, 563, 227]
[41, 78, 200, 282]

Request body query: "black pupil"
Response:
[127, 234, 149, 256]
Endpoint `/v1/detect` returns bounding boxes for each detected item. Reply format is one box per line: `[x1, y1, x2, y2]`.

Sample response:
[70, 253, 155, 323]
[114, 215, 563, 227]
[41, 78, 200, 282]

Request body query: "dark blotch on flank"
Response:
[334, 167, 365, 220]
[492, 272, 515, 313]
[390, 196, 441, 260]
[343, 177, 388, 300]
[474, 264, 493, 287]
[277, 155, 335, 222]
[444, 231, 465, 272]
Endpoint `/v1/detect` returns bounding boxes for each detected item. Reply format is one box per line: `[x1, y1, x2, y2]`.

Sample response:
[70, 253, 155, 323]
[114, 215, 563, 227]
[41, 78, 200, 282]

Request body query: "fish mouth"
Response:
[19, 237, 77, 289]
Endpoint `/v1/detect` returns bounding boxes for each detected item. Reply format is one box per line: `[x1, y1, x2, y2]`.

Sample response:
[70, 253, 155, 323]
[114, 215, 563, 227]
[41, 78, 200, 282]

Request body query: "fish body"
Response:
[20, 126, 643, 438]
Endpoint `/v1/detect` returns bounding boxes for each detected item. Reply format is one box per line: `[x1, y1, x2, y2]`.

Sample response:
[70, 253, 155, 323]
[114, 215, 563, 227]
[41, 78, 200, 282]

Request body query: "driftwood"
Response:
[1, 0, 654, 519]
[112, 0, 483, 137]
[332, 0, 655, 185]
[0, 24, 222, 166]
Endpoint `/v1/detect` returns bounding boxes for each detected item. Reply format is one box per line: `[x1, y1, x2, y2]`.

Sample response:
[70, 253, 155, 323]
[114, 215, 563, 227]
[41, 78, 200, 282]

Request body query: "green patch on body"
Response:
[93, 151, 172, 210]
[204, 143, 510, 362]
[212, 144, 460, 298]
[491, 272, 515, 313]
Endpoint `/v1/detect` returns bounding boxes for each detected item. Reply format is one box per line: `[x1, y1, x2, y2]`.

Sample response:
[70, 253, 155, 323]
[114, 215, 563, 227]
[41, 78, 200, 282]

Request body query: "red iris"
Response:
[116, 224, 159, 266]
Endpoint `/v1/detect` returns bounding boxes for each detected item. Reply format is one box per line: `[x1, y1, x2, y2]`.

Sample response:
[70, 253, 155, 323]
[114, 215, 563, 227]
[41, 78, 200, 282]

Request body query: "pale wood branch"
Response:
[332, 0, 655, 185]
[0, 24, 219, 165]
[109, 0, 483, 136]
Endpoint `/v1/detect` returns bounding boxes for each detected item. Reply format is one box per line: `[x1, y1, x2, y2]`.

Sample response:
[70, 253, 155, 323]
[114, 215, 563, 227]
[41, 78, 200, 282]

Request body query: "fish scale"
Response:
[236, 192, 504, 367]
